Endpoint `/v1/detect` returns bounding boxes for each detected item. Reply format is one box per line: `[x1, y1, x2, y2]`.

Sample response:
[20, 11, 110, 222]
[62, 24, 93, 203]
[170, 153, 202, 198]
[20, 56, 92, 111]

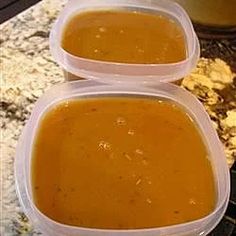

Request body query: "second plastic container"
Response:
[15, 80, 230, 236]
[49, 0, 200, 83]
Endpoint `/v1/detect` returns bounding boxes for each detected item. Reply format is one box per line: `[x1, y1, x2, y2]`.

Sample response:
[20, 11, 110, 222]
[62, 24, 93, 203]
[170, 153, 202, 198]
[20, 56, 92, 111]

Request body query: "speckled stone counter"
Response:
[0, 0, 235, 235]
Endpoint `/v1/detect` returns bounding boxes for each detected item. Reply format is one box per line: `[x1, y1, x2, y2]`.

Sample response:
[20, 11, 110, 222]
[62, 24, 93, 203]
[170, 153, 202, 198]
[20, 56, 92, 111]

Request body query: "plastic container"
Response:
[15, 80, 230, 236]
[16, 0, 230, 235]
[49, 0, 200, 83]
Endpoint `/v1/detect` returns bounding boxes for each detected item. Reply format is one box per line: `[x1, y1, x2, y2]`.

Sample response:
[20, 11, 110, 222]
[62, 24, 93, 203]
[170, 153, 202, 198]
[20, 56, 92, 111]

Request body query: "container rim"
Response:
[49, 0, 200, 84]
[15, 80, 230, 236]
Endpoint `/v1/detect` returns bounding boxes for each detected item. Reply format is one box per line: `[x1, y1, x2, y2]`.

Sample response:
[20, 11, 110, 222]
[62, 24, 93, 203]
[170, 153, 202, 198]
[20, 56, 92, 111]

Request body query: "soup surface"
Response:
[62, 10, 186, 64]
[32, 97, 215, 229]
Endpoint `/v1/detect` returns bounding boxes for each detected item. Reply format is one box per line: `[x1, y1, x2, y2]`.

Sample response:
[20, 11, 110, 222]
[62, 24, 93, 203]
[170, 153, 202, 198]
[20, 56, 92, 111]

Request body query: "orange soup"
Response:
[32, 97, 215, 229]
[61, 10, 186, 64]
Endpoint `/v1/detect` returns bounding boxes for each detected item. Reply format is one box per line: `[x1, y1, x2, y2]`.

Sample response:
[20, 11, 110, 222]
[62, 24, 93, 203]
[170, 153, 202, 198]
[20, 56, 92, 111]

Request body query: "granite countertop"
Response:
[0, 0, 235, 235]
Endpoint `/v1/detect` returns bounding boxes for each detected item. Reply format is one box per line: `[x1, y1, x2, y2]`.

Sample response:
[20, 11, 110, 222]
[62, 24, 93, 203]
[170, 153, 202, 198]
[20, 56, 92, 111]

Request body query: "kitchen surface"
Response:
[1, 0, 236, 235]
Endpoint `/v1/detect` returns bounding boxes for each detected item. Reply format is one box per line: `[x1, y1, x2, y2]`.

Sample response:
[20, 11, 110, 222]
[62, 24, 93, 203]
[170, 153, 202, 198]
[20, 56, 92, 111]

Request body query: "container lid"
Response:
[49, 0, 200, 84]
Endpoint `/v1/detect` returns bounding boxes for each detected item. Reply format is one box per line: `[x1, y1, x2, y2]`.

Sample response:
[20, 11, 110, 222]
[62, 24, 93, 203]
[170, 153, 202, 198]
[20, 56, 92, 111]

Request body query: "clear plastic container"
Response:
[49, 0, 200, 83]
[15, 80, 230, 236]
[16, 0, 230, 234]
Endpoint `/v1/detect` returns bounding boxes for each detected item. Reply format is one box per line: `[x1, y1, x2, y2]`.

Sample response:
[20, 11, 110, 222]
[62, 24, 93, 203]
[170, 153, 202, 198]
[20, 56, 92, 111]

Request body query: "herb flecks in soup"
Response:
[32, 97, 215, 229]
[62, 10, 186, 64]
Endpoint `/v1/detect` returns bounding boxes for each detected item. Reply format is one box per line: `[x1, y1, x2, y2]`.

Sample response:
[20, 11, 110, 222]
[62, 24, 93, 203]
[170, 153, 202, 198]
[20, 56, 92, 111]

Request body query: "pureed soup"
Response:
[32, 97, 216, 229]
[61, 10, 186, 64]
